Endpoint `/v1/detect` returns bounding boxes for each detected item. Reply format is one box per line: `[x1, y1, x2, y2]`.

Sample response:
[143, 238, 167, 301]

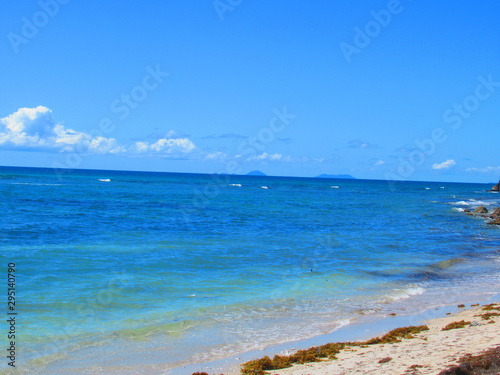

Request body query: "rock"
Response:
[491, 180, 500, 191]
[473, 205, 488, 214]
[487, 217, 500, 225]
[463, 209, 471, 213]
[489, 207, 500, 218]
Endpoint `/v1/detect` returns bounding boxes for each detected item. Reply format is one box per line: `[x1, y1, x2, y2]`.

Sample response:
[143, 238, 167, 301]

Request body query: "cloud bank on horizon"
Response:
[1, 106, 498, 180]
[0, 106, 196, 157]
[0, 106, 305, 165]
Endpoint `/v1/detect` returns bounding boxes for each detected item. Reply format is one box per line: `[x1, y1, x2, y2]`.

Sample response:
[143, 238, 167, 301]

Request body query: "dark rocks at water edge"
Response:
[491, 180, 500, 191]
[486, 208, 500, 225]
[489, 207, 500, 218]
[488, 217, 500, 225]
[473, 206, 489, 214]
[461, 205, 500, 225]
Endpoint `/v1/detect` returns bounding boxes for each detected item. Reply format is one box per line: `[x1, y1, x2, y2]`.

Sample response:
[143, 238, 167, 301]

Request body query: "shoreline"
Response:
[181, 294, 499, 375]
[182, 197, 500, 375]
[261, 301, 500, 375]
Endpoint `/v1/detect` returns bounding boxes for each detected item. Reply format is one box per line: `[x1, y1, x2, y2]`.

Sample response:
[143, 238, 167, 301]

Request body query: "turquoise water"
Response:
[0, 166, 499, 374]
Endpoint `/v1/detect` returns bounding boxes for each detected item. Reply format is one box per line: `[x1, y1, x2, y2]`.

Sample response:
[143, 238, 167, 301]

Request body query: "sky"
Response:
[1, 0, 499, 182]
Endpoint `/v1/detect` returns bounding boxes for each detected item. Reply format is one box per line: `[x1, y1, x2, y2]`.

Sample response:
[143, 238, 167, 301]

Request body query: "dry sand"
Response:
[264, 303, 500, 375]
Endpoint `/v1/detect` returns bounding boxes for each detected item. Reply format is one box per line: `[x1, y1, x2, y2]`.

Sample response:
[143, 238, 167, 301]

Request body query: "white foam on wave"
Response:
[331, 186, 340, 189]
[229, 183, 242, 187]
[383, 285, 425, 303]
[452, 207, 466, 212]
[450, 199, 495, 206]
[98, 179, 111, 182]
[260, 186, 269, 189]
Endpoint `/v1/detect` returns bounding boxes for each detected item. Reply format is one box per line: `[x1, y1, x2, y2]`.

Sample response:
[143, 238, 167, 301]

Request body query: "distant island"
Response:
[246, 170, 267, 176]
[315, 174, 356, 179]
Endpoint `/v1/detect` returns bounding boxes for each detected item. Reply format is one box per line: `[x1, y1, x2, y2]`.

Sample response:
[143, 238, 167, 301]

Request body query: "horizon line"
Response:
[0, 164, 496, 185]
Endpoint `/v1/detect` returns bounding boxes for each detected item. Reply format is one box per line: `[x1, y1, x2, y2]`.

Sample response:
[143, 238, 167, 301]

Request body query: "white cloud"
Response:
[205, 151, 227, 161]
[466, 166, 500, 173]
[243, 152, 308, 163]
[131, 138, 196, 155]
[432, 159, 456, 170]
[0, 107, 198, 158]
[375, 160, 385, 166]
[246, 152, 284, 162]
[0, 106, 124, 154]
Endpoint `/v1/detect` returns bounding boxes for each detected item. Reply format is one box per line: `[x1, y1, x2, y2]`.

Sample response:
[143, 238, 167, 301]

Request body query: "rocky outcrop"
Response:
[487, 217, 500, 225]
[491, 180, 500, 191]
[473, 206, 488, 214]
[485, 207, 500, 224]
[489, 207, 500, 218]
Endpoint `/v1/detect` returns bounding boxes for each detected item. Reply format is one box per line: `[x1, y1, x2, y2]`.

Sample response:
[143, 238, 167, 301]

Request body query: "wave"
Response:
[229, 183, 242, 187]
[98, 179, 111, 182]
[450, 199, 495, 206]
[382, 284, 425, 303]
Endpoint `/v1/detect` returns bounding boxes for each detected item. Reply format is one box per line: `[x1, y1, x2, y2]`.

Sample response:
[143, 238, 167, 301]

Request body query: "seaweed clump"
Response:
[438, 347, 500, 375]
[472, 304, 500, 322]
[475, 312, 500, 321]
[482, 303, 500, 311]
[241, 325, 429, 375]
[241, 343, 348, 375]
[363, 325, 429, 344]
[442, 320, 471, 331]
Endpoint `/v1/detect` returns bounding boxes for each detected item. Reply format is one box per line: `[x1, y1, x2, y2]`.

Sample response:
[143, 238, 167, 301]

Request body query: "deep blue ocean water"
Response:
[0, 166, 499, 374]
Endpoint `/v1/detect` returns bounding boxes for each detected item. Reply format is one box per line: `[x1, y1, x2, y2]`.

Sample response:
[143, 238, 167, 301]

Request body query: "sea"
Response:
[0, 166, 499, 374]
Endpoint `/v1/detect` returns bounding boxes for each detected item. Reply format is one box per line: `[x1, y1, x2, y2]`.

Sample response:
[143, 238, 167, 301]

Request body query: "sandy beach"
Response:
[236, 302, 500, 375]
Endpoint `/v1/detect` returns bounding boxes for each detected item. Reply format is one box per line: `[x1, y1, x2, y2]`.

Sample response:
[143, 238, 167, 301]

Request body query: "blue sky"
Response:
[1, 0, 499, 182]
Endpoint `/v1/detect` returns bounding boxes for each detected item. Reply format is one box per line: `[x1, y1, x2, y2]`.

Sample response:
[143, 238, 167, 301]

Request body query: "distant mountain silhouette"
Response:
[315, 174, 355, 179]
[246, 170, 267, 176]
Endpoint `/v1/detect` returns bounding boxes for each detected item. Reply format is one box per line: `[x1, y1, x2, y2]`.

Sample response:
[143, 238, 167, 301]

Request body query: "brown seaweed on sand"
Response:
[438, 347, 500, 375]
[240, 325, 429, 375]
